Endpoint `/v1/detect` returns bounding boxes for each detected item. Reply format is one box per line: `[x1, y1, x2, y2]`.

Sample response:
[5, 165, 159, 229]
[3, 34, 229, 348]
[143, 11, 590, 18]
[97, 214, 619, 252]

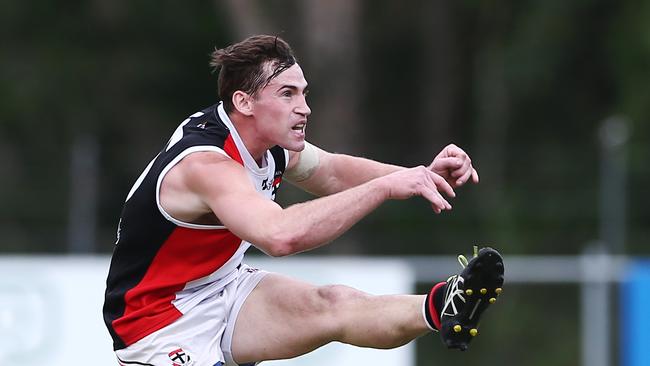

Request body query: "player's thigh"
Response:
[230, 273, 364, 363]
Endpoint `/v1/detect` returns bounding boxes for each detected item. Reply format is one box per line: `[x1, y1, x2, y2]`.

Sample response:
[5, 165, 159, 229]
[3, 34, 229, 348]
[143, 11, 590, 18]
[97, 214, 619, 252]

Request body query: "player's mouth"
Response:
[291, 122, 306, 135]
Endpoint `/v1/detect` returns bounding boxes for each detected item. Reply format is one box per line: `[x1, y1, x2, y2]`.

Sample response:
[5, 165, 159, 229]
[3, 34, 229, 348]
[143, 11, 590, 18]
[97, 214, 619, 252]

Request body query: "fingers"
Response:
[419, 185, 448, 213]
[450, 159, 468, 178]
[421, 168, 454, 213]
[429, 169, 455, 198]
[432, 157, 459, 172]
[443, 147, 478, 186]
[471, 168, 479, 183]
[387, 166, 458, 213]
[425, 186, 450, 213]
[453, 161, 479, 186]
[456, 165, 473, 186]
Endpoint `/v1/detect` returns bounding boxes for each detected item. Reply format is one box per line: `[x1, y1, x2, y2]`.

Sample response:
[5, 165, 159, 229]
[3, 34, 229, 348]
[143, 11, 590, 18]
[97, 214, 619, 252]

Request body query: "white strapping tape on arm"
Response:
[284, 141, 320, 182]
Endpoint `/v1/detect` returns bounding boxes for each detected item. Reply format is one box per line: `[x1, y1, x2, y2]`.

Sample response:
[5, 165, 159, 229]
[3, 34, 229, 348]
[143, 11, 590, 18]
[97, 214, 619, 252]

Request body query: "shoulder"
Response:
[177, 151, 241, 178]
[163, 150, 253, 204]
[163, 151, 243, 192]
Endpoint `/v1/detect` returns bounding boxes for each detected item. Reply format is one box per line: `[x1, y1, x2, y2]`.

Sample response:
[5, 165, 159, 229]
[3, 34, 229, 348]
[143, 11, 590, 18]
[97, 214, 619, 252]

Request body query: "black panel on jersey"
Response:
[270, 145, 287, 174]
[103, 103, 289, 350]
[103, 105, 230, 350]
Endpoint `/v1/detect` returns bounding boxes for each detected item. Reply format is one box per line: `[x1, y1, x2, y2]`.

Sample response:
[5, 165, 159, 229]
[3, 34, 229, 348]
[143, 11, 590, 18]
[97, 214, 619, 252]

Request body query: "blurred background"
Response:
[1, 0, 648, 365]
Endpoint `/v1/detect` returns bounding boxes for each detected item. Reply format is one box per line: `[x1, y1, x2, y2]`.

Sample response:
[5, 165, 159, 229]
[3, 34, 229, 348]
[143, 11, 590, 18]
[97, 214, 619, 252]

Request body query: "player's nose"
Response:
[296, 97, 311, 116]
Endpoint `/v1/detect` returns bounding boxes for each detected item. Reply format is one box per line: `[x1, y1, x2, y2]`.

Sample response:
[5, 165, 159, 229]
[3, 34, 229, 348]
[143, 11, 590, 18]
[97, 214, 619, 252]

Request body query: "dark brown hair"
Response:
[210, 35, 297, 113]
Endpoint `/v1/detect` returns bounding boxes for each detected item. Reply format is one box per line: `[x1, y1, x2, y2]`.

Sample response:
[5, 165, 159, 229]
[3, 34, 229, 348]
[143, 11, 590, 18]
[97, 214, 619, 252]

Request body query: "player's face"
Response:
[251, 63, 311, 152]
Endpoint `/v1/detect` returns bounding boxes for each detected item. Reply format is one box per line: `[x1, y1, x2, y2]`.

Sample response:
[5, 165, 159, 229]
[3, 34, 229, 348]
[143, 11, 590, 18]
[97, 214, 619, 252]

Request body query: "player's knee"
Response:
[314, 285, 367, 322]
[317, 285, 364, 305]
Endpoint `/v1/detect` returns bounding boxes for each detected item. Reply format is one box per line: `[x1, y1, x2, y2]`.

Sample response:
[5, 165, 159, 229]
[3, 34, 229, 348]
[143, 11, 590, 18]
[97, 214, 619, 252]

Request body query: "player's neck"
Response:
[229, 113, 269, 166]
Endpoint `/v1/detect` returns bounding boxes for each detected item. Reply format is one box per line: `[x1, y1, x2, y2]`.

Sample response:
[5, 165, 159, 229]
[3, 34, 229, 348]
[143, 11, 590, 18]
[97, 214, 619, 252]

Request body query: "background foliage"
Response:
[1, 0, 646, 255]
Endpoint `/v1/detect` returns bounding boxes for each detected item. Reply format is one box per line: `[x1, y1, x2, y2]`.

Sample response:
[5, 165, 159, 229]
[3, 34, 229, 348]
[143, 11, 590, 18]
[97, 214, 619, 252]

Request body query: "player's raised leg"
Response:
[229, 246, 505, 364]
[229, 273, 430, 364]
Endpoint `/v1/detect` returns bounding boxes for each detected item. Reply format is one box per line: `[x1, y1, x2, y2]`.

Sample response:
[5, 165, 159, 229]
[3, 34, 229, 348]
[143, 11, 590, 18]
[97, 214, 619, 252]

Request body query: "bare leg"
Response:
[231, 273, 429, 364]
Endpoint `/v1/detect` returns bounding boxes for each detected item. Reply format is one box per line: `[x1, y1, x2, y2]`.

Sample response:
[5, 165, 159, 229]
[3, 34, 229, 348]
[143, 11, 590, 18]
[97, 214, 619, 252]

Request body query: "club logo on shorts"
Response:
[168, 347, 193, 366]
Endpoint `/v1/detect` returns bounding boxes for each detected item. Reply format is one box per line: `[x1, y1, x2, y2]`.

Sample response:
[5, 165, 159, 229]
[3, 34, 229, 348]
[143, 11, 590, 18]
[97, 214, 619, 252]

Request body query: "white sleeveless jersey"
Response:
[103, 102, 288, 350]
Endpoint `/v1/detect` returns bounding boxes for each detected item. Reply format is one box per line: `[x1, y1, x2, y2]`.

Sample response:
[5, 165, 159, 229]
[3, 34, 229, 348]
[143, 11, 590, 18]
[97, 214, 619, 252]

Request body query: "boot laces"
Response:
[442, 246, 479, 317]
[457, 245, 479, 269]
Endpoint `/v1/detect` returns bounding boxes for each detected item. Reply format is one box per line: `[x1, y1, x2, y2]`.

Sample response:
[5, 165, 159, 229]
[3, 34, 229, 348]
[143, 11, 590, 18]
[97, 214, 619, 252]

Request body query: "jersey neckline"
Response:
[216, 102, 271, 177]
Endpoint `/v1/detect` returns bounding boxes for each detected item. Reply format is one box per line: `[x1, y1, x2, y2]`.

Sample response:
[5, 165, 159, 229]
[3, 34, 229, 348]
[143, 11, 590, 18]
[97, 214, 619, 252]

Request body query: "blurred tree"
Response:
[609, 0, 650, 253]
[297, 0, 365, 253]
[0, 0, 647, 257]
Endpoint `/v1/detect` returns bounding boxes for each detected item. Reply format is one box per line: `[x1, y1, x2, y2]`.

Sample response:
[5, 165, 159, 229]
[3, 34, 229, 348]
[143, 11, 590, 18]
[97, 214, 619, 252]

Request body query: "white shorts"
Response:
[115, 264, 268, 366]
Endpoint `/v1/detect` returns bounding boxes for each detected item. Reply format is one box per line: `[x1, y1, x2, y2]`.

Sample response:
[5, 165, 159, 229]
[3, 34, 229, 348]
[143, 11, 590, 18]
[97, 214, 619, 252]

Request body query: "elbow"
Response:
[265, 244, 293, 257]
[262, 231, 301, 257]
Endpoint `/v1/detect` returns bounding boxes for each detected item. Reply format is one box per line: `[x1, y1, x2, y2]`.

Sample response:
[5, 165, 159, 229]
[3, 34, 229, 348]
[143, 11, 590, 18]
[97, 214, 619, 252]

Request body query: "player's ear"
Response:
[232, 91, 254, 117]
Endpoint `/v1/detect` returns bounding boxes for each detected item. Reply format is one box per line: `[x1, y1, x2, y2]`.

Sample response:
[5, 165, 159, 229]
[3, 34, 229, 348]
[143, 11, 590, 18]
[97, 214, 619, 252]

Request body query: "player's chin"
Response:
[283, 133, 305, 152]
[282, 139, 306, 152]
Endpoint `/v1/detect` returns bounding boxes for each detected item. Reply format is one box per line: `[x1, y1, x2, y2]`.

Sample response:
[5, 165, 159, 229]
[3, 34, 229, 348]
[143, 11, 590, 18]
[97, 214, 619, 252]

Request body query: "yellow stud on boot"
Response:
[469, 329, 478, 337]
[453, 325, 462, 333]
[495, 288, 503, 295]
[465, 289, 473, 296]
[489, 297, 497, 304]
[480, 288, 487, 295]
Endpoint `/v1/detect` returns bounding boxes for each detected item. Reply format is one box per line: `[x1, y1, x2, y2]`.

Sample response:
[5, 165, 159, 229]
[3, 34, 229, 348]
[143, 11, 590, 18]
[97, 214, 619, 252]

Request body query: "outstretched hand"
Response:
[428, 144, 479, 188]
[380, 166, 455, 214]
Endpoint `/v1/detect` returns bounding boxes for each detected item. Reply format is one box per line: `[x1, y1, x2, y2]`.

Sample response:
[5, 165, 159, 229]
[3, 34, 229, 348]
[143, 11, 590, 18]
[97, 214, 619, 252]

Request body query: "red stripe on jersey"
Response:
[112, 227, 242, 346]
[223, 134, 243, 165]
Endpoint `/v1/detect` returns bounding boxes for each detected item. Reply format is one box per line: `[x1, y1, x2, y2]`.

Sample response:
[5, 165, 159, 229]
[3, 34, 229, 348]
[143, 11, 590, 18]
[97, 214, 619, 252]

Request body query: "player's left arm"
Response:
[285, 142, 401, 196]
[285, 142, 478, 196]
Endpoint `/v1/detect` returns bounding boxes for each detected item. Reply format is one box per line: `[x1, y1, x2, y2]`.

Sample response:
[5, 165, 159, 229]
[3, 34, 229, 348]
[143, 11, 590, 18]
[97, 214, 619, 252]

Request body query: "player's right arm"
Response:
[176, 151, 455, 257]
